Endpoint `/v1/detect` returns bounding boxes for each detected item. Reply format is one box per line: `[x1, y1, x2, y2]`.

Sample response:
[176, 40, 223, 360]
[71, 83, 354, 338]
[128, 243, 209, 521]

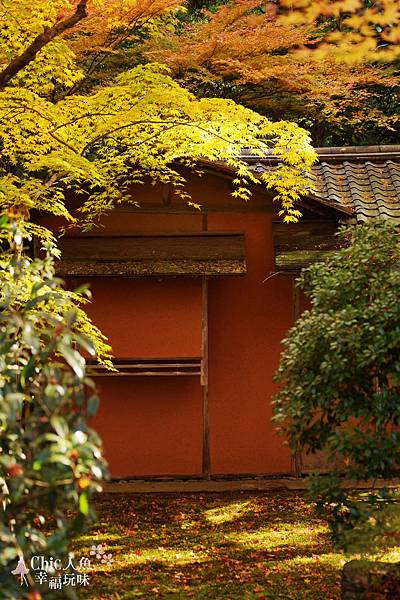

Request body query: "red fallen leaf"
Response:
[253, 586, 263, 593]
[7, 463, 23, 477]
[134, 550, 142, 555]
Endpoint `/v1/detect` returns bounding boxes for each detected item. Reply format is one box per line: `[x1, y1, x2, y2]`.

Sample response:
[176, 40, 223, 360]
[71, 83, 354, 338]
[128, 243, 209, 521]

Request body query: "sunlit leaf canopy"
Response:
[280, 0, 400, 62]
[149, 1, 399, 146]
[0, 0, 316, 235]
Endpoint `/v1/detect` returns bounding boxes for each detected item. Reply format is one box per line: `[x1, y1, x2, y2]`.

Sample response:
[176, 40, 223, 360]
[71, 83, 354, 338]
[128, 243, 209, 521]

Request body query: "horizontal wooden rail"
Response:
[86, 357, 203, 377]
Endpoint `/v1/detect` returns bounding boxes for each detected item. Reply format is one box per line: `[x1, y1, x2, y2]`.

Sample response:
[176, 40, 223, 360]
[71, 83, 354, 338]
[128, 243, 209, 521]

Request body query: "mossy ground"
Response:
[72, 491, 400, 599]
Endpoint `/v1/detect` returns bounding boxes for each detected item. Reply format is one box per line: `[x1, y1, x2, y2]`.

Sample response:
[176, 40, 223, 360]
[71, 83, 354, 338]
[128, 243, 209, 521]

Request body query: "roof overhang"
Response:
[196, 157, 354, 219]
[55, 232, 247, 277]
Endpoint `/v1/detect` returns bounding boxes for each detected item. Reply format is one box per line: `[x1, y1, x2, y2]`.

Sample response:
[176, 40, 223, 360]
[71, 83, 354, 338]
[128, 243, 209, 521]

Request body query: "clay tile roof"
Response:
[240, 145, 400, 222]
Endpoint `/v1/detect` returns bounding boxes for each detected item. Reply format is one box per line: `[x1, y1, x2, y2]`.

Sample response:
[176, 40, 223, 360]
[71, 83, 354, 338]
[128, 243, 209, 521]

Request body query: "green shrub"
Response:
[0, 225, 107, 598]
[274, 219, 400, 552]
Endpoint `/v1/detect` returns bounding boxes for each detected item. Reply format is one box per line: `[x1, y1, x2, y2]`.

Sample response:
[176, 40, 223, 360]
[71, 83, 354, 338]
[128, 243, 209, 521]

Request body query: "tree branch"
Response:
[0, 0, 89, 90]
[81, 119, 237, 156]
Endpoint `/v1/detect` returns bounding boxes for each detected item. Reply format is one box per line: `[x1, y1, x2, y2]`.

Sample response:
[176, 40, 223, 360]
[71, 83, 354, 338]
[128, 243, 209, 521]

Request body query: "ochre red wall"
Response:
[92, 377, 203, 477]
[86, 210, 292, 477]
[84, 278, 202, 358]
[207, 213, 292, 475]
[37, 179, 295, 477]
[85, 277, 204, 477]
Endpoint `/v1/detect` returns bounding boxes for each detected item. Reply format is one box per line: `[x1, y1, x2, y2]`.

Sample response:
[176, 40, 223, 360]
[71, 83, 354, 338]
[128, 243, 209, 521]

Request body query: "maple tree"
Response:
[279, 0, 400, 142]
[61, 0, 183, 94]
[149, 1, 399, 145]
[0, 0, 316, 236]
[280, 0, 400, 62]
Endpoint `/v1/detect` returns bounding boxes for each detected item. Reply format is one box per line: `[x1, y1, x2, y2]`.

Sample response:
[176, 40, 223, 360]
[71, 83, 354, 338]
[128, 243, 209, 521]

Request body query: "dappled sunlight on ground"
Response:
[110, 548, 209, 567]
[225, 523, 327, 550]
[71, 491, 398, 599]
[204, 500, 254, 525]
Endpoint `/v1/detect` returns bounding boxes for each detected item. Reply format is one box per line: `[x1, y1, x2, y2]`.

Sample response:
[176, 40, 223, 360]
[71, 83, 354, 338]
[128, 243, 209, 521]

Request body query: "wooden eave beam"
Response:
[55, 232, 247, 277]
[273, 220, 339, 271]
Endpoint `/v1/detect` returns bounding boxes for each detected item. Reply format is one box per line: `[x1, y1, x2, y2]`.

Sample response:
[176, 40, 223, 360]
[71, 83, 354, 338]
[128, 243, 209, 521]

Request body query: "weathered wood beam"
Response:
[56, 233, 247, 277]
[275, 250, 334, 271]
[57, 258, 246, 277]
[273, 220, 339, 271]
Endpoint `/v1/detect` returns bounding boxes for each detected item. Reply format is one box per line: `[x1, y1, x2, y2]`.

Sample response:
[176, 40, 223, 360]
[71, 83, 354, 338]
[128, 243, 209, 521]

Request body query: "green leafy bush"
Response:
[274, 219, 400, 551]
[0, 225, 107, 598]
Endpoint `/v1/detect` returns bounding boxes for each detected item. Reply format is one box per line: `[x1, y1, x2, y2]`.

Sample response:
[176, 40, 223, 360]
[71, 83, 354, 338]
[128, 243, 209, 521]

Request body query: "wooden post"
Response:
[162, 183, 172, 207]
[292, 276, 302, 478]
[201, 275, 210, 478]
[293, 276, 300, 323]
